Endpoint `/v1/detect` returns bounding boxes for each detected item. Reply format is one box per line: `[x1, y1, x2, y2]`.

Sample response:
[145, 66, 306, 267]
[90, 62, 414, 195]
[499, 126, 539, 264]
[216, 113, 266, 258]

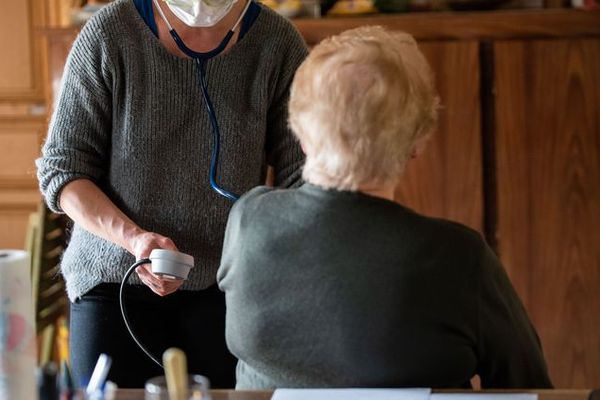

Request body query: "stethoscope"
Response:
[153, 0, 254, 202]
[118, 0, 253, 370]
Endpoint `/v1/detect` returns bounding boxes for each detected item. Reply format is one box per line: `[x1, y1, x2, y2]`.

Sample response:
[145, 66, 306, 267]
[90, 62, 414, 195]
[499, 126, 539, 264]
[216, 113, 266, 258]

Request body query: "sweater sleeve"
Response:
[265, 26, 307, 189]
[476, 244, 553, 388]
[36, 16, 114, 213]
[217, 186, 271, 290]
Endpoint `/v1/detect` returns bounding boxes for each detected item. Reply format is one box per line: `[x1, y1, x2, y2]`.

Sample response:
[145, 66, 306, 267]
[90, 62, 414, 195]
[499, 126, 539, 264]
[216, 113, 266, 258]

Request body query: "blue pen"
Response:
[86, 354, 112, 398]
[59, 360, 75, 400]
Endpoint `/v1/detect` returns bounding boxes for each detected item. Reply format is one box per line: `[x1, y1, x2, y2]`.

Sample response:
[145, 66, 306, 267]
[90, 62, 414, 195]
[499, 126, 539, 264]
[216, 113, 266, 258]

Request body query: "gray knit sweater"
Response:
[36, 0, 307, 301]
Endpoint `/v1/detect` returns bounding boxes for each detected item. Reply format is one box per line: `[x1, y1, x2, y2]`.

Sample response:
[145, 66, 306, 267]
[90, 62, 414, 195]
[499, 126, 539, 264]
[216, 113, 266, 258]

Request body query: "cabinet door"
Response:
[0, 190, 40, 249]
[0, 118, 44, 248]
[395, 41, 483, 233]
[0, 0, 48, 248]
[0, 0, 46, 102]
[495, 38, 600, 388]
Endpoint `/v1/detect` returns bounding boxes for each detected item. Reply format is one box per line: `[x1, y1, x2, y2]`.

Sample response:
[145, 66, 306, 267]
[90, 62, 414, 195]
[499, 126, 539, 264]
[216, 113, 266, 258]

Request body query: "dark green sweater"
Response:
[217, 184, 552, 389]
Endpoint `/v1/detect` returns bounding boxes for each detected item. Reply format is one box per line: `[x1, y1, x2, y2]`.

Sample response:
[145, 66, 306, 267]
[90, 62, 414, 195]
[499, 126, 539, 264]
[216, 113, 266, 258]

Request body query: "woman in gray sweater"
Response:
[36, 0, 306, 388]
[218, 26, 552, 389]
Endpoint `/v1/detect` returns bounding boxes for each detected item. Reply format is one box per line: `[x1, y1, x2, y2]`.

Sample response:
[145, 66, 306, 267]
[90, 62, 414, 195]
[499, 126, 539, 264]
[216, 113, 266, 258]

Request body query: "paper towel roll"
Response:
[0, 250, 36, 400]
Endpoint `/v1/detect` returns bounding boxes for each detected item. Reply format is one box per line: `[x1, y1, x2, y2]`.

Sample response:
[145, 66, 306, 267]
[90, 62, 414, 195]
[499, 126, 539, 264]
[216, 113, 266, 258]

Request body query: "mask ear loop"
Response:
[154, 0, 175, 31]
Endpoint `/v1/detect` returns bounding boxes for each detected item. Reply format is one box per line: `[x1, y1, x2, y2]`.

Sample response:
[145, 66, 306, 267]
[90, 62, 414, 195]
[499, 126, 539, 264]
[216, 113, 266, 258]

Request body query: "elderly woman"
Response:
[217, 26, 552, 389]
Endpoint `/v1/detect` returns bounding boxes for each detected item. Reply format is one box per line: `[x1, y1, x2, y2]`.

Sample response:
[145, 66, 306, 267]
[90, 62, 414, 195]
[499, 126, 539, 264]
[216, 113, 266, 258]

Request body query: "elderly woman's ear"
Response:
[299, 141, 307, 156]
[410, 135, 430, 160]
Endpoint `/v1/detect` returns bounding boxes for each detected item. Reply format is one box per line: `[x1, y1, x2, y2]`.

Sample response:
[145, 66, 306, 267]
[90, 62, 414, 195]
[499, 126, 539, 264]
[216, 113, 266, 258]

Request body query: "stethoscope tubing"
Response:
[196, 58, 239, 202]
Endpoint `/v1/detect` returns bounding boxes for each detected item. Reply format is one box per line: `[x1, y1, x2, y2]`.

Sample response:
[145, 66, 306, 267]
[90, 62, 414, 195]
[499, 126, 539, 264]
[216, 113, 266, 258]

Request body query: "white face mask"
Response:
[163, 0, 239, 27]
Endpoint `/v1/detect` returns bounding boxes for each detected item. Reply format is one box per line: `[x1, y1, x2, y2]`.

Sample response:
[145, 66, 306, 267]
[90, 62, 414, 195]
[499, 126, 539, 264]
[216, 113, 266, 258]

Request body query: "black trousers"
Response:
[69, 283, 237, 388]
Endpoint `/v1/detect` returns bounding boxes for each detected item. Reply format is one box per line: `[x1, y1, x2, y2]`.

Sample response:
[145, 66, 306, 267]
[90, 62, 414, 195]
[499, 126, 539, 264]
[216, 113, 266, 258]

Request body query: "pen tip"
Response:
[60, 360, 75, 390]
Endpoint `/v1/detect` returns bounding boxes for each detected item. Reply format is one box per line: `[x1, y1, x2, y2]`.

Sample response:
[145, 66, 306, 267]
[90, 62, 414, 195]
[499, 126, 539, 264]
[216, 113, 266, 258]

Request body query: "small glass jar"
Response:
[144, 374, 211, 400]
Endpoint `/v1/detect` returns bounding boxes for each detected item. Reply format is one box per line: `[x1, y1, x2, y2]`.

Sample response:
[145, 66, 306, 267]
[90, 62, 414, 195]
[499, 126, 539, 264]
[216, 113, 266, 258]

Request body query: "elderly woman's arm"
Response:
[476, 245, 553, 388]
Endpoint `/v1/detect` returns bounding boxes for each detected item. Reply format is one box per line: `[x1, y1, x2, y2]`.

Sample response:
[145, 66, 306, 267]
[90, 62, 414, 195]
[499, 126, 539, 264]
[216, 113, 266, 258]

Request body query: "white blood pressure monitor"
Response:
[149, 249, 194, 280]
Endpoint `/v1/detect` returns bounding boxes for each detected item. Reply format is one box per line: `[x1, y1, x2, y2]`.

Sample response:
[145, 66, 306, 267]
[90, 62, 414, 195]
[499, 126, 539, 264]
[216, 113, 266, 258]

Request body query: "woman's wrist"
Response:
[121, 225, 146, 255]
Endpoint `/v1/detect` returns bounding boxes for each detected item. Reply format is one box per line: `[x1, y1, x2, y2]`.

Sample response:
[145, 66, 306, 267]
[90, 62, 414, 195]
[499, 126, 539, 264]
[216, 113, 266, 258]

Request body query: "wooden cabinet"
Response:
[397, 41, 483, 233]
[495, 38, 600, 387]
[0, 116, 46, 248]
[0, 187, 42, 249]
[0, 0, 50, 248]
[0, 0, 47, 102]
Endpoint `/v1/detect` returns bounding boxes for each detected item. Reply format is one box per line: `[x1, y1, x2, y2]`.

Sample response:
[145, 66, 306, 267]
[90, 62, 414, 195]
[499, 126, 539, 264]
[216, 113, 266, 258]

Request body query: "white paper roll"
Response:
[0, 250, 36, 400]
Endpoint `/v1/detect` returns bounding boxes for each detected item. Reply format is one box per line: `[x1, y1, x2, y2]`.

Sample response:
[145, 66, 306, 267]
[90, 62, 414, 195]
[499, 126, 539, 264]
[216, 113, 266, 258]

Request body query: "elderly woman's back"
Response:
[218, 184, 551, 389]
[217, 26, 551, 389]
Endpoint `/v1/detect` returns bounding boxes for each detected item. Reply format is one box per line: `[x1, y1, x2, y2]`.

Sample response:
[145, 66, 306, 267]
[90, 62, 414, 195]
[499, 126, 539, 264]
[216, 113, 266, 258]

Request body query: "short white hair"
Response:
[289, 26, 439, 190]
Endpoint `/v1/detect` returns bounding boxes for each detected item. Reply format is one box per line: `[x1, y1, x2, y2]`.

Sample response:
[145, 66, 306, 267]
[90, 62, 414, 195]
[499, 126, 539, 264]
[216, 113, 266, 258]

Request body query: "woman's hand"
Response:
[58, 179, 186, 297]
[130, 231, 185, 297]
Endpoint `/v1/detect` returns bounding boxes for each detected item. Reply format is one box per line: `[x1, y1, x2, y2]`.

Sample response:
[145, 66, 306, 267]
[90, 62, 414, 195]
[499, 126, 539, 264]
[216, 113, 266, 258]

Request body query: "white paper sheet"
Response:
[272, 388, 432, 400]
[272, 390, 538, 400]
[431, 394, 538, 400]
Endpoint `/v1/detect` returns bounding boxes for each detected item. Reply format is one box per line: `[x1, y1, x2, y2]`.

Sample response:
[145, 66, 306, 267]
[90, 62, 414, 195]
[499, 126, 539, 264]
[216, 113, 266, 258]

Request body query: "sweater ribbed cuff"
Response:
[43, 173, 95, 214]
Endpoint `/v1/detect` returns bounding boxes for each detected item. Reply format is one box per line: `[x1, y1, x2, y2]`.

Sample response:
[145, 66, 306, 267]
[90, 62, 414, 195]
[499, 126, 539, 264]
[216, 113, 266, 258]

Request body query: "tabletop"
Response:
[114, 389, 597, 400]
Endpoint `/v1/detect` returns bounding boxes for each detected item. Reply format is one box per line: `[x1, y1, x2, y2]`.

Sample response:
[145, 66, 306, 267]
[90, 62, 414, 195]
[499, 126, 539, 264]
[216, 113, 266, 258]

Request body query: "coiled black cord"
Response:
[119, 258, 164, 369]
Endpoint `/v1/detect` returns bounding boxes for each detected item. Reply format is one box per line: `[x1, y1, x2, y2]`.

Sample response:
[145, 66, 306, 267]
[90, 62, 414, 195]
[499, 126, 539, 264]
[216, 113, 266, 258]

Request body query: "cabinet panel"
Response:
[0, 119, 45, 188]
[0, 189, 39, 249]
[0, 118, 44, 249]
[395, 41, 483, 233]
[0, 0, 46, 101]
[0, 210, 33, 249]
[495, 38, 600, 388]
[0, 2, 33, 91]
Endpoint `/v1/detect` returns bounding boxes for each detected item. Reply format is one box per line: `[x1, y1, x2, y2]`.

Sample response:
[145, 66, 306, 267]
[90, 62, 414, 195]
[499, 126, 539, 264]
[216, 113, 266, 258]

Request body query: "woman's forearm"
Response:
[59, 178, 143, 255]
